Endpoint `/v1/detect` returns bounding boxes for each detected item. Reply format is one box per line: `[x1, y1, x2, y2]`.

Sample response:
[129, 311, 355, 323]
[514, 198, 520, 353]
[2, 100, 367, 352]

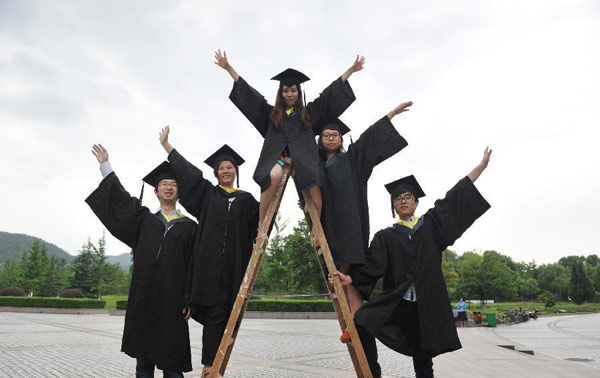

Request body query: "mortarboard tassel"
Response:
[139, 182, 145, 205]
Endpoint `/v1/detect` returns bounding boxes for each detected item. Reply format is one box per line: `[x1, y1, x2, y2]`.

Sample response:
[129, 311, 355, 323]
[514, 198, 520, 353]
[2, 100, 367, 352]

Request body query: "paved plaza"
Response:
[0, 311, 599, 377]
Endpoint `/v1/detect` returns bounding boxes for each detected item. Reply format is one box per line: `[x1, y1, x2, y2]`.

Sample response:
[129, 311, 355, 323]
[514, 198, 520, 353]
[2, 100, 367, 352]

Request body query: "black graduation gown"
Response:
[167, 149, 259, 315]
[320, 116, 408, 265]
[229, 76, 356, 192]
[85, 172, 195, 372]
[350, 176, 490, 357]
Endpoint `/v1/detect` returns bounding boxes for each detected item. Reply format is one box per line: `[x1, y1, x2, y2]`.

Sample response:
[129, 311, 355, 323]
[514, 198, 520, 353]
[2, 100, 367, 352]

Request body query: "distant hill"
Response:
[106, 253, 132, 270]
[0, 231, 74, 263]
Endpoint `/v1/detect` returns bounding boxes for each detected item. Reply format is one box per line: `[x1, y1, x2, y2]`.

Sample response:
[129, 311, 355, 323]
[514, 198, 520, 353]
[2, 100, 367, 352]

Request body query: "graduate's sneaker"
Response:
[340, 330, 351, 343]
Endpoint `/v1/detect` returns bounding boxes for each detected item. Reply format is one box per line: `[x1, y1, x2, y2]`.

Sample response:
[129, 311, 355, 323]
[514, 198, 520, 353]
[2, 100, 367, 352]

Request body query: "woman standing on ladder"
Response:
[214, 49, 365, 228]
[317, 101, 412, 343]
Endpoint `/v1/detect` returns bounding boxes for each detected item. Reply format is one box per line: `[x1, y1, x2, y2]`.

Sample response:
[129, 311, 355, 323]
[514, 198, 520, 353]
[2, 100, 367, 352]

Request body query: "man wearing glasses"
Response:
[332, 148, 492, 378]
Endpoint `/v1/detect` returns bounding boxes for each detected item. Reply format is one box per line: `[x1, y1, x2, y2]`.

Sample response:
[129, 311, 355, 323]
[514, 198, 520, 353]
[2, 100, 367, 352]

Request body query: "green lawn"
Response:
[102, 295, 128, 310]
[452, 301, 600, 317]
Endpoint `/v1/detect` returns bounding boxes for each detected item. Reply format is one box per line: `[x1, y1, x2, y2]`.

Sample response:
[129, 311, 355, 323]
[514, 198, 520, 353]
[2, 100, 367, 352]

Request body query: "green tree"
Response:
[284, 220, 326, 294]
[537, 263, 570, 300]
[480, 250, 518, 301]
[37, 256, 69, 297]
[456, 252, 484, 300]
[569, 260, 595, 304]
[258, 215, 291, 294]
[585, 254, 599, 267]
[21, 240, 49, 295]
[442, 250, 459, 300]
[71, 239, 101, 297]
[0, 254, 23, 289]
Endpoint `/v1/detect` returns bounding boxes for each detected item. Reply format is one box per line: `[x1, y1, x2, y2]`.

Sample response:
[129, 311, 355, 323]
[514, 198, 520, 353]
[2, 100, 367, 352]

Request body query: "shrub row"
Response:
[0, 296, 106, 309]
[247, 299, 334, 312]
[112, 299, 334, 312]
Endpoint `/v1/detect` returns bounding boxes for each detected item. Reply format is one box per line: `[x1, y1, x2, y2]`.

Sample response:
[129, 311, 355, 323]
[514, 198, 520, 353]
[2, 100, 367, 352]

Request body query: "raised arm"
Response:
[307, 58, 360, 129]
[341, 54, 366, 82]
[159, 125, 174, 154]
[160, 128, 214, 217]
[347, 101, 412, 181]
[86, 145, 148, 249]
[427, 148, 493, 249]
[467, 147, 492, 182]
[214, 49, 240, 82]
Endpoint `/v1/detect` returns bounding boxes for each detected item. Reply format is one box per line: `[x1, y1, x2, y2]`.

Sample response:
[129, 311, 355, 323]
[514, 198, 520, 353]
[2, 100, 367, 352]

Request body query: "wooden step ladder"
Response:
[208, 158, 373, 378]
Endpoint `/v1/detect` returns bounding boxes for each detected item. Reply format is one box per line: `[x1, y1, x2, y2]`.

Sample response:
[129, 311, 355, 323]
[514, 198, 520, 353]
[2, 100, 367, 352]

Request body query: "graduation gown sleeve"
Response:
[347, 116, 408, 181]
[350, 231, 389, 300]
[167, 148, 215, 218]
[426, 176, 491, 249]
[229, 77, 273, 137]
[85, 172, 147, 249]
[307, 77, 356, 132]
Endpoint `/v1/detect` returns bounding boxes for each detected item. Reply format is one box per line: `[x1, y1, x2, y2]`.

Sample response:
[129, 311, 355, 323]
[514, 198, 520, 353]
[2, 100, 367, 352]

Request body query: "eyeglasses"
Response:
[394, 194, 414, 203]
[158, 182, 178, 188]
[322, 133, 340, 140]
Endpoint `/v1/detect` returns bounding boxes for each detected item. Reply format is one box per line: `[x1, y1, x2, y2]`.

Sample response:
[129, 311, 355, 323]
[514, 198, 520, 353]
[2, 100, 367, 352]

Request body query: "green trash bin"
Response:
[486, 312, 497, 327]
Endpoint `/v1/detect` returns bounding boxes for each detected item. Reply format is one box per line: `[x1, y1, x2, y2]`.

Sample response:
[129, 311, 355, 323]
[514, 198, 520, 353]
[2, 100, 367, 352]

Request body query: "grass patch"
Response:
[102, 295, 128, 310]
[452, 301, 600, 317]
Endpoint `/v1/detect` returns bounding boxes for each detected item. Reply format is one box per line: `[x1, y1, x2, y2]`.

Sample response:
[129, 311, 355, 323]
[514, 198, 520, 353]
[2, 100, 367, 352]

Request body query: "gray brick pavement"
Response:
[1, 312, 599, 377]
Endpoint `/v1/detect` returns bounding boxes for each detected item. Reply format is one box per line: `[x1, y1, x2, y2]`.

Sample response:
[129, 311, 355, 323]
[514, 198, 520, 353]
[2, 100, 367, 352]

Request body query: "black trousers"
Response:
[357, 300, 434, 378]
[194, 305, 228, 366]
[135, 358, 183, 378]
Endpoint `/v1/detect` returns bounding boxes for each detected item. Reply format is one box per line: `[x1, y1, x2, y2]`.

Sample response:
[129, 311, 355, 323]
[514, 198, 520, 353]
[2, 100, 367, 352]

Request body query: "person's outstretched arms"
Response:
[159, 125, 174, 154]
[387, 101, 413, 120]
[341, 54, 366, 82]
[215, 49, 240, 82]
[467, 147, 492, 183]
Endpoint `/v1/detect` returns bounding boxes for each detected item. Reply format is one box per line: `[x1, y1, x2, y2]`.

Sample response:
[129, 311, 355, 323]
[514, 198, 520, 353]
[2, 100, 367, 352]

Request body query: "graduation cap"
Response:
[139, 161, 176, 203]
[384, 175, 426, 217]
[317, 118, 351, 136]
[271, 68, 310, 88]
[204, 144, 245, 188]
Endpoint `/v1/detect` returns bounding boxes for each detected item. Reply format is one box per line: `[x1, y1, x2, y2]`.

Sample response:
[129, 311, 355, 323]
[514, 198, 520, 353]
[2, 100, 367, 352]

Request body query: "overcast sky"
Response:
[1, 0, 599, 264]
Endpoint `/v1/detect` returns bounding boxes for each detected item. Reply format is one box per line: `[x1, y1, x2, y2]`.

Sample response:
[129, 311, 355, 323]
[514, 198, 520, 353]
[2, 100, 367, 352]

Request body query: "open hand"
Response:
[159, 125, 170, 146]
[391, 101, 413, 115]
[91, 144, 109, 164]
[349, 54, 366, 73]
[480, 147, 492, 169]
[214, 49, 229, 69]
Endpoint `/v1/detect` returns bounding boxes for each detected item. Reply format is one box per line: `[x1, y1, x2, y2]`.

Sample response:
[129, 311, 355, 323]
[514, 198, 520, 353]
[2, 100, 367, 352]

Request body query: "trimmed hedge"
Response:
[0, 296, 106, 309]
[247, 299, 334, 312]
[113, 299, 334, 312]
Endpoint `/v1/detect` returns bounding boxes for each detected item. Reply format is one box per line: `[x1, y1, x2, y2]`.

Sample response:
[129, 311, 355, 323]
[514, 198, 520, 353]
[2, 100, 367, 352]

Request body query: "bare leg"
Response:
[340, 264, 363, 317]
[309, 185, 322, 218]
[258, 163, 283, 228]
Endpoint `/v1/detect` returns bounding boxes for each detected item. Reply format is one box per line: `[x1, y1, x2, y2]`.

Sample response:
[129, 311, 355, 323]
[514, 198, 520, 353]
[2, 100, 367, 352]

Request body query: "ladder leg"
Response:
[300, 187, 373, 378]
[208, 161, 293, 378]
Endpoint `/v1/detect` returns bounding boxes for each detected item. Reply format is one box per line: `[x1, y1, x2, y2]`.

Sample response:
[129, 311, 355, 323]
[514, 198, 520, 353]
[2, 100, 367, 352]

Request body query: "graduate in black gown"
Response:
[332, 147, 492, 378]
[159, 127, 259, 377]
[214, 49, 364, 226]
[86, 144, 195, 377]
[317, 101, 412, 342]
